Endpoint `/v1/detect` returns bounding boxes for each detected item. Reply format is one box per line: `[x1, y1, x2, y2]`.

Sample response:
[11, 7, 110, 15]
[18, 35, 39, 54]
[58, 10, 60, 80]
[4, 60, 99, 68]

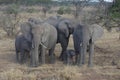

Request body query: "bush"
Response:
[1, 4, 20, 37]
[5, 4, 19, 15]
[57, 6, 72, 15]
[27, 8, 36, 13]
[57, 6, 65, 15]
[64, 7, 71, 14]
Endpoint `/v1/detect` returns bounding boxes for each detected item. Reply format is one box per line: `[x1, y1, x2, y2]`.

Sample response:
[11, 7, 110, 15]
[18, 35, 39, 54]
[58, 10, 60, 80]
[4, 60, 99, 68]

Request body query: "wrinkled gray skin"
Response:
[63, 49, 76, 65]
[30, 22, 57, 67]
[15, 34, 31, 64]
[28, 18, 43, 24]
[73, 24, 104, 67]
[20, 21, 57, 67]
[45, 16, 74, 60]
[20, 22, 33, 42]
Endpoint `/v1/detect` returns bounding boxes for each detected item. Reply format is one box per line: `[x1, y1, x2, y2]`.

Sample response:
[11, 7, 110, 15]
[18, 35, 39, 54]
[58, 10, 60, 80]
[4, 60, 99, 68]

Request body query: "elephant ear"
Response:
[58, 21, 69, 38]
[89, 24, 104, 42]
[64, 20, 73, 34]
[41, 23, 50, 43]
[20, 22, 32, 42]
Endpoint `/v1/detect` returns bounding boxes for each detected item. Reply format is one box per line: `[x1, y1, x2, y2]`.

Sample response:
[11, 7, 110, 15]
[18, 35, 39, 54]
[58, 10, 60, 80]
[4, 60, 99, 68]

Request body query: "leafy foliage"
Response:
[109, 0, 120, 19]
[57, 6, 65, 15]
[5, 3, 20, 15]
[64, 6, 72, 14]
[0, 0, 52, 5]
[57, 6, 72, 15]
[2, 4, 20, 37]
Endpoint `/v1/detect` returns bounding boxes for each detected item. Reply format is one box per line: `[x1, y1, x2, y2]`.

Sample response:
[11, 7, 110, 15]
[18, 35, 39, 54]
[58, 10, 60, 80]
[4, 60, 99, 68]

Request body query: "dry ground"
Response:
[0, 27, 120, 80]
[0, 5, 120, 79]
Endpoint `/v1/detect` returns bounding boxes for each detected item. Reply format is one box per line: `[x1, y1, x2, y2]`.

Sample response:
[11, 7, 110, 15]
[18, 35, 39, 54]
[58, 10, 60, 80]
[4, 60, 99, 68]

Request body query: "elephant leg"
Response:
[88, 42, 94, 67]
[78, 46, 84, 67]
[16, 50, 19, 62]
[30, 45, 39, 67]
[39, 45, 42, 63]
[49, 46, 55, 64]
[24, 51, 29, 63]
[59, 37, 69, 61]
[41, 46, 46, 64]
[66, 56, 69, 65]
[82, 44, 87, 64]
[20, 50, 25, 64]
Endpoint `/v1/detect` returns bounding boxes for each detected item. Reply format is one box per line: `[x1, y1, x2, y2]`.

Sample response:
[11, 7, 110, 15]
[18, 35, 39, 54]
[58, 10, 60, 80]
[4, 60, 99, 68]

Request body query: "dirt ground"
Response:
[0, 27, 120, 80]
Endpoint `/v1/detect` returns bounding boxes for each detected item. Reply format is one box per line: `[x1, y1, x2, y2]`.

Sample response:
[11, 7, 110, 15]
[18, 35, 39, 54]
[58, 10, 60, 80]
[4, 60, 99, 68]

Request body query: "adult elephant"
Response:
[73, 24, 104, 67]
[45, 16, 75, 60]
[20, 21, 57, 67]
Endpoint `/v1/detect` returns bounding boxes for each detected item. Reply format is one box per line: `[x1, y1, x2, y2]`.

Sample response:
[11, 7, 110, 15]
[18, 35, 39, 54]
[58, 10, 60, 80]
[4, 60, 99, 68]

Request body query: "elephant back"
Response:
[28, 18, 43, 24]
[41, 22, 57, 49]
[45, 16, 59, 27]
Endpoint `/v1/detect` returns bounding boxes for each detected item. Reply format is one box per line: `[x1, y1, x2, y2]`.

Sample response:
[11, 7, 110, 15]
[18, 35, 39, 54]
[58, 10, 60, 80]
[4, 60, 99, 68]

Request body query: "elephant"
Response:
[73, 24, 104, 67]
[15, 34, 32, 64]
[45, 16, 75, 60]
[29, 22, 57, 67]
[28, 17, 43, 24]
[63, 49, 76, 65]
[20, 21, 58, 67]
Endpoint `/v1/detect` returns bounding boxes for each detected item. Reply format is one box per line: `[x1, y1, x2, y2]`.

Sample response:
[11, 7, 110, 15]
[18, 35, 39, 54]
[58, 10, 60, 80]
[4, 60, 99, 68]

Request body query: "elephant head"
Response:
[28, 17, 43, 24]
[20, 22, 33, 42]
[45, 16, 61, 27]
[57, 19, 75, 38]
[27, 23, 46, 67]
[30, 22, 57, 67]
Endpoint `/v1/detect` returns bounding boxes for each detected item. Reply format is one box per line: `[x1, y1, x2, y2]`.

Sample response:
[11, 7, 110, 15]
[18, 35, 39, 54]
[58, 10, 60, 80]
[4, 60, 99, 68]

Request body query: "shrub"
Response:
[1, 4, 20, 37]
[5, 4, 19, 16]
[57, 6, 65, 15]
[64, 7, 71, 14]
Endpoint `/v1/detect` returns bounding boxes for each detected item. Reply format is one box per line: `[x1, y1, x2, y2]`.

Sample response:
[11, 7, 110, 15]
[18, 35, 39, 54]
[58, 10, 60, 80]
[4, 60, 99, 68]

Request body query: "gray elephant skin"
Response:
[63, 49, 76, 65]
[73, 24, 104, 67]
[15, 34, 31, 64]
[31, 22, 57, 67]
[20, 21, 57, 67]
[45, 16, 74, 60]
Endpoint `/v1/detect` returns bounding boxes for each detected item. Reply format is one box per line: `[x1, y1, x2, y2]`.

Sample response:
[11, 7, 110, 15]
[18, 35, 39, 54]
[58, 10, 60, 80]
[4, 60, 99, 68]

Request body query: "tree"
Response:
[109, 0, 120, 39]
[1, 4, 20, 37]
[72, 0, 91, 18]
[109, 0, 120, 19]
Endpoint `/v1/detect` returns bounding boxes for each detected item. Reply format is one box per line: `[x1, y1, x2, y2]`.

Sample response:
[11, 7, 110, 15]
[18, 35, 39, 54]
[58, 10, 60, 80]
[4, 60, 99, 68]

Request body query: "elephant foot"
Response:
[50, 59, 55, 64]
[50, 61, 55, 64]
[82, 61, 85, 64]
[50, 54, 56, 64]
[59, 56, 64, 61]
[30, 62, 40, 67]
[88, 64, 93, 67]
[19, 60, 24, 64]
[19, 62, 24, 64]
[77, 63, 83, 67]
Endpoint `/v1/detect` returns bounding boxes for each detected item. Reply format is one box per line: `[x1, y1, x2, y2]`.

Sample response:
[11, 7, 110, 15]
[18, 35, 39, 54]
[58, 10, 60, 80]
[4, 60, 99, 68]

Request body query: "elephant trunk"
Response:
[30, 39, 39, 67]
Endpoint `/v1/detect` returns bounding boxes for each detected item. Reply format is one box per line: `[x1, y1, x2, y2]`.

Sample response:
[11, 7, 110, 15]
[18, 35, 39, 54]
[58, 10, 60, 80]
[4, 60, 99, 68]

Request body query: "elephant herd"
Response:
[15, 16, 104, 67]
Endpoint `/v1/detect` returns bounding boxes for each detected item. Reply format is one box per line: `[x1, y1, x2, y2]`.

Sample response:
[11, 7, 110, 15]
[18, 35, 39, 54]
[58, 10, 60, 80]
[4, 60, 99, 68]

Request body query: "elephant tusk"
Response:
[32, 44, 34, 49]
[40, 42, 48, 49]
[80, 43, 83, 46]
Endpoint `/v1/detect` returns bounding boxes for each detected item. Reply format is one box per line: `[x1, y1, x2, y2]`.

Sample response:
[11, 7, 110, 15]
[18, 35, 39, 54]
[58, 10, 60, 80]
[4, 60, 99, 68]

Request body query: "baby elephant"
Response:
[63, 49, 76, 65]
[15, 34, 32, 64]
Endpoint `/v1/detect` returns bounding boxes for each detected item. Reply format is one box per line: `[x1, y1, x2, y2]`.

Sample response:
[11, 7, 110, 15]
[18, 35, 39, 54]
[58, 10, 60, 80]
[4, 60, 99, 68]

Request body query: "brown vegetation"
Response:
[0, 5, 120, 80]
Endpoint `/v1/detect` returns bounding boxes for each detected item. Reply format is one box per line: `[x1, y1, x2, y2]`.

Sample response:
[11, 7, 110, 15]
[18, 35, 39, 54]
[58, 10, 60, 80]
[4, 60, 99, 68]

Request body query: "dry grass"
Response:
[0, 27, 120, 80]
[0, 6, 120, 80]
